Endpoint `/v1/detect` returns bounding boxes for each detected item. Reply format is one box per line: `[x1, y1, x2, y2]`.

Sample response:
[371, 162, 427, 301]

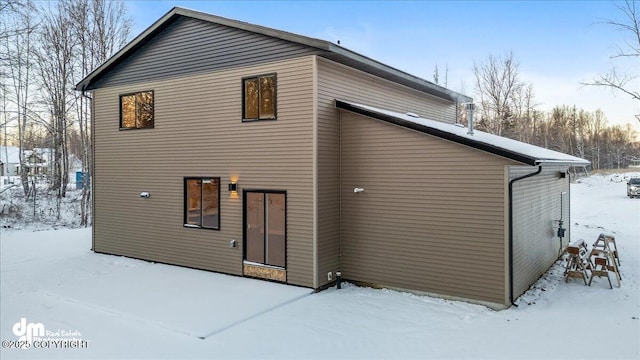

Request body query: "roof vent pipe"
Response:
[466, 103, 475, 135]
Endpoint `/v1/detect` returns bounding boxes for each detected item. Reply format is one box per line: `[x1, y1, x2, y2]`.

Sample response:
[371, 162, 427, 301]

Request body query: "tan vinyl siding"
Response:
[92, 56, 315, 287]
[315, 57, 458, 288]
[339, 111, 514, 305]
[511, 165, 570, 297]
[318, 57, 457, 121]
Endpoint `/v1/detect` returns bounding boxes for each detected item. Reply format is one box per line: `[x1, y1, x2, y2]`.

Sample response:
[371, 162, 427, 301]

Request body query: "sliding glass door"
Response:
[244, 191, 286, 268]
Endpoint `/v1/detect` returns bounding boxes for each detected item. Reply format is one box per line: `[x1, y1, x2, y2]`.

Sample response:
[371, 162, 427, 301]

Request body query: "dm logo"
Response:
[12, 318, 45, 343]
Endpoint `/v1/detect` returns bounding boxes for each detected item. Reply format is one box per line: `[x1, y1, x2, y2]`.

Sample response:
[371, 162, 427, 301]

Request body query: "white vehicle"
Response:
[627, 177, 640, 198]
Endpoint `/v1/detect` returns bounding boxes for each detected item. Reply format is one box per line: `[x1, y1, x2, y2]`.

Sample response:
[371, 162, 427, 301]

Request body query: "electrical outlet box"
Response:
[327, 271, 333, 281]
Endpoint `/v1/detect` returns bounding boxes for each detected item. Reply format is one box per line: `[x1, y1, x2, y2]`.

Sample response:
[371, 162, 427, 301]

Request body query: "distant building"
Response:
[1, 146, 81, 177]
[0, 146, 20, 176]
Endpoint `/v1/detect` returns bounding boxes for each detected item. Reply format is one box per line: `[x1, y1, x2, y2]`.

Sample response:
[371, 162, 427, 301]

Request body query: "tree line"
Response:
[1, 0, 130, 224]
[1, 0, 638, 227]
[463, 1, 640, 170]
[461, 52, 640, 171]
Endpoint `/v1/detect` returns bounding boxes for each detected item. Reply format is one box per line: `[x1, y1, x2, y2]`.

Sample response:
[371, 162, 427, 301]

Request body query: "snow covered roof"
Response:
[336, 100, 591, 167]
[0, 146, 20, 164]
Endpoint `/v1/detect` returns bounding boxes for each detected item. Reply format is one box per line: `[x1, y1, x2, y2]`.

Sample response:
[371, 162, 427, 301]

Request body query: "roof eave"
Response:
[76, 6, 472, 104]
[335, 100, 591, 167]
[535, 159, 591, 166]
[75, 6, 334, 91]
[175, 7, 332, 51]
[76, 7, 182, 91]
[327, 45, 472, 103]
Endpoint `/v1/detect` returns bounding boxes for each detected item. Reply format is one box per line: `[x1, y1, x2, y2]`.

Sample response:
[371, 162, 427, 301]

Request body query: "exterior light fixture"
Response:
[228, 182, 238, 192]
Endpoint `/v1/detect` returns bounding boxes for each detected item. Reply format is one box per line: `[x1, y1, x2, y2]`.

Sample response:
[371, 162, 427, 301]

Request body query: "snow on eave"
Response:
[335, 100, 591, 167]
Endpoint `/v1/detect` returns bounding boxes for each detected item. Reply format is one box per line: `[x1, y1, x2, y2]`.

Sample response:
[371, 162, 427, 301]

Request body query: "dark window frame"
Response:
[119, 90, 155, 130]
[183, 177, 221, 231]
[242, 73, 277, 122]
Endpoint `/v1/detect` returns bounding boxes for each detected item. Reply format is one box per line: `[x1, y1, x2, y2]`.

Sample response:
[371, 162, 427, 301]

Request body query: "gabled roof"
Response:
[336, 100, 591, 167]
[75, 7, 471, 103]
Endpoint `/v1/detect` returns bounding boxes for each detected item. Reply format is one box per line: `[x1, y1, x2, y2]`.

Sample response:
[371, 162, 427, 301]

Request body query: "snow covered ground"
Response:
[1, 173, 638, 359]
[0, 177, 84, 230]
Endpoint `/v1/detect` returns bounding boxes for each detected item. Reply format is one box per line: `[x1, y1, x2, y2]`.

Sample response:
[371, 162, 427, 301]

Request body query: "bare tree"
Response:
[0, 0, 19, 13]
[584, 0, 640, 105]
[87, 0, 131, 64]
[70, 0, 92, 226]
[604, 124, 634, 168]
[573, 109, 589, 160]
[0, 0, 27, 43]
[2, 0, 36, 197]
[587, 110, 608, 169]
[432, 63, 450, 88]
[70, 0, 130, 226]
[34, 0, 76, 219]
[510, 82, 537, 142]
[473, 51, 522, 135]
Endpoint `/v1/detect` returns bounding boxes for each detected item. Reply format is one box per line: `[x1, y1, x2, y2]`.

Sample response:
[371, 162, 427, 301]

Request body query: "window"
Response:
[120, 90, 154, 129]
[242, 74, 276, 121]
[184, 177, 220, 230]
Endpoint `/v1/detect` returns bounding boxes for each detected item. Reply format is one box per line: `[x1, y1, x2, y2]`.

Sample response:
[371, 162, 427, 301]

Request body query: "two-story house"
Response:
[76, 7, 589, 308]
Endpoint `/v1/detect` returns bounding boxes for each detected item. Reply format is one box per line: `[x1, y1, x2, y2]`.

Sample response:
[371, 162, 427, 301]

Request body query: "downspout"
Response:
[338, 109, 343, 289]
[508, 164, 542, 307]
[81, 86, 93, 251]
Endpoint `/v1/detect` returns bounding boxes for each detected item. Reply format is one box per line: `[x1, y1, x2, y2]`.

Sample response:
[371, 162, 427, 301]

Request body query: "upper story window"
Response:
[120, 90, 154, 129]
[243, 74, 276, 121]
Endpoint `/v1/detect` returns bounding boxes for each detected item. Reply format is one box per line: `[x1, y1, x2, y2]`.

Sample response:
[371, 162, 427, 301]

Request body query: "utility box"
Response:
[75, 171, 90, 190]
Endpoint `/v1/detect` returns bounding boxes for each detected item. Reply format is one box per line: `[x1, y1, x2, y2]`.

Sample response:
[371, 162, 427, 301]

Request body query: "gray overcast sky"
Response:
[127, 0, 639, 130]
